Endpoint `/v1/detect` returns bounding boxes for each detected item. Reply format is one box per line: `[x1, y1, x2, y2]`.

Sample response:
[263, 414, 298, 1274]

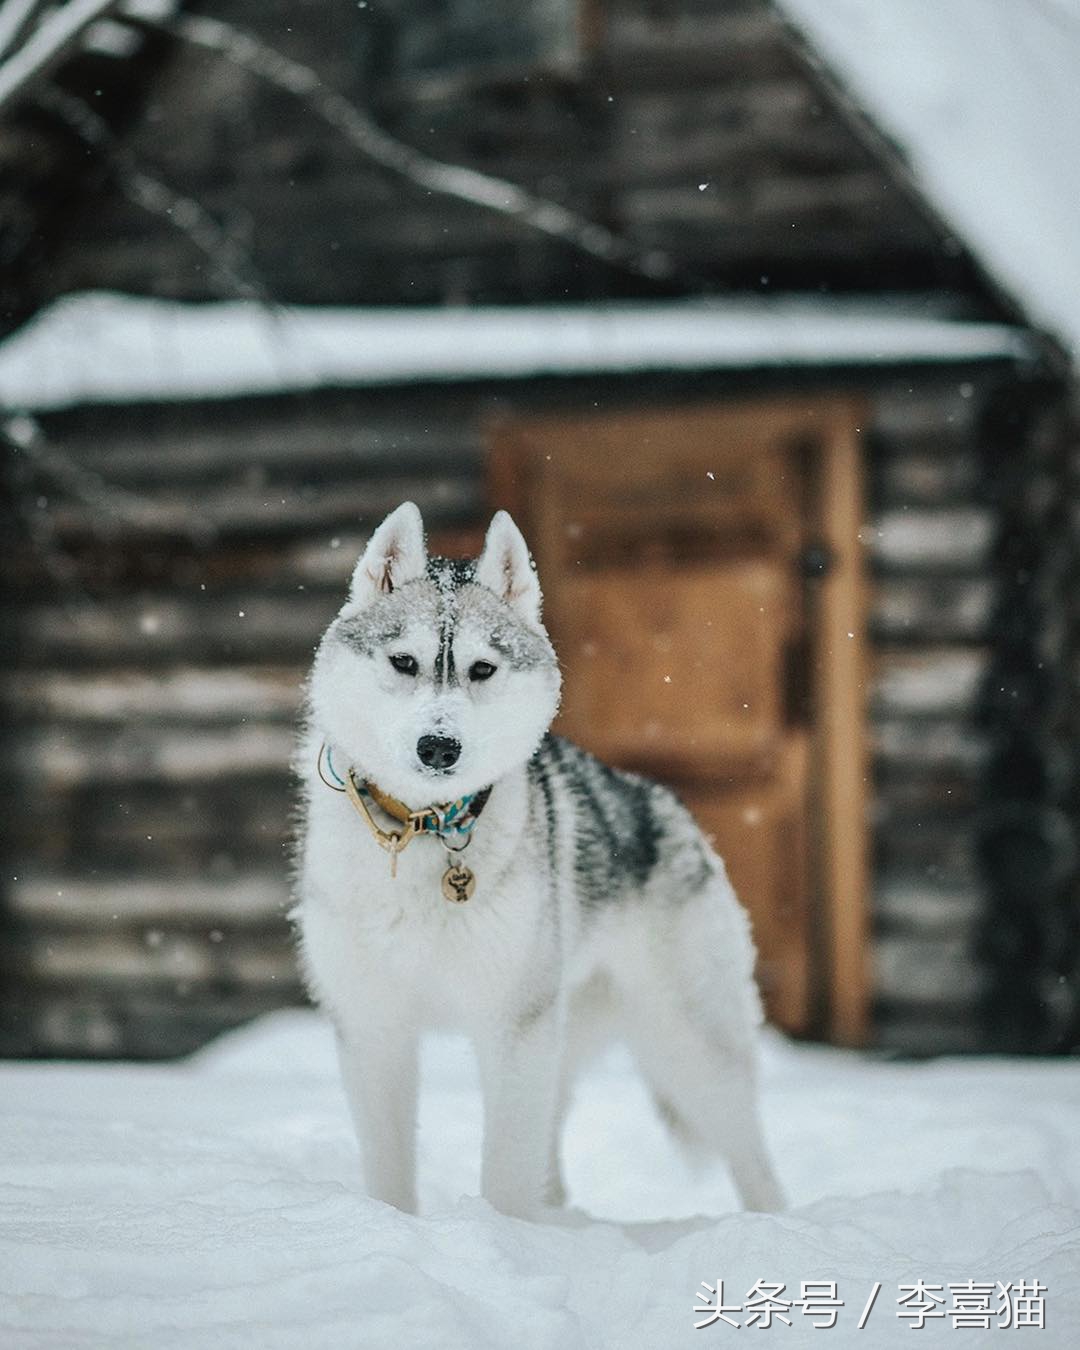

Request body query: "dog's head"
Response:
[309, 502, 561, 802]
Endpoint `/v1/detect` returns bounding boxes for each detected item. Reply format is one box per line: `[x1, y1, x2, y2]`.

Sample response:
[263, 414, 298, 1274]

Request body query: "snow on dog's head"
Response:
[309, 502, 561, 803]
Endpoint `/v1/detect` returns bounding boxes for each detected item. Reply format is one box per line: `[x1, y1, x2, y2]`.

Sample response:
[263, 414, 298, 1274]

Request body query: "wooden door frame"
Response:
[807, 408, 871, 1046]
[488, 394, 870, 1046]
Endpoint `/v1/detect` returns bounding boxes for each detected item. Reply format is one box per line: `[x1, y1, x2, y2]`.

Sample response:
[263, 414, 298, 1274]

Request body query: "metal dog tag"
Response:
[441, 862, 476, 903]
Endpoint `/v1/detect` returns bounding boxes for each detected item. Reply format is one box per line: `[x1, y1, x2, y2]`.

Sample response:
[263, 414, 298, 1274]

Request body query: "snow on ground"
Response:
[1, 1010, 1078, 1348]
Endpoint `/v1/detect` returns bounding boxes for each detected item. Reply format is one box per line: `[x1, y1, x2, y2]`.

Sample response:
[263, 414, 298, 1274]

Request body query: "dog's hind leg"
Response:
[622, 987, 784, 1213]
[544, 1066, 572, 1208]
[335, 1020, 419, 1213]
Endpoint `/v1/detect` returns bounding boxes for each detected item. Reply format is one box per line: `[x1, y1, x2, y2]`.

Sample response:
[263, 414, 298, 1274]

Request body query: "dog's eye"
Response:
[469, 660, 497, 682]
[389, 653, 419, 676]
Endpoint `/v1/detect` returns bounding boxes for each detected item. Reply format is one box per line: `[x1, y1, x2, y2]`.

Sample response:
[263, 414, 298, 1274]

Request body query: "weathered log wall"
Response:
[1, 389, 483, 1055]
[866, 380, 1003, 1052]
[1, 362, 1059, 1057]
[10, 0, 995, 319]
[0, 1, 1068, 1057]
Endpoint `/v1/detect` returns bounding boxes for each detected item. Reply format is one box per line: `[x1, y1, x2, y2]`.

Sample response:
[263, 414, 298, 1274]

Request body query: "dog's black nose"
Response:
[416, 734, 461, 771]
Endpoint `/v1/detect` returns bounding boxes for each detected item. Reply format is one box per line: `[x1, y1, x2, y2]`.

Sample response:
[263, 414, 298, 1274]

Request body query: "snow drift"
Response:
[1, 1011, 1078, 1347]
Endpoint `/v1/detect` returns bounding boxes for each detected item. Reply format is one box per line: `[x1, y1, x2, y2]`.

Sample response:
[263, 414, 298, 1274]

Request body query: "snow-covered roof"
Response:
[0, 291, 1038, 411]
[779, 0, 1080, 359]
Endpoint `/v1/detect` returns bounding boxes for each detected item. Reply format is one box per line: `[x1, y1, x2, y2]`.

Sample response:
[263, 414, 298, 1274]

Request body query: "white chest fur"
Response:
[294, 755, 559, 1034]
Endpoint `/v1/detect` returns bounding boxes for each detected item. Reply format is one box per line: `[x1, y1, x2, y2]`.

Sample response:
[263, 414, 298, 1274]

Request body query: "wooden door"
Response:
[490, 398, 869, 1042]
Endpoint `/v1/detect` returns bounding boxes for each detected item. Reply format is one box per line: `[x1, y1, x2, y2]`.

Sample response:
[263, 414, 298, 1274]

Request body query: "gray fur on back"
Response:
[527, 734, 713, 908]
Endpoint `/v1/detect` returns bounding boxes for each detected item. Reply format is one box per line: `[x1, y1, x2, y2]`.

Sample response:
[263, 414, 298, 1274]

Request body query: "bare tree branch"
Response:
[38, 82, 272, 302]
[0, 0, 126, 113]
[3, 412, 217, 541]
[149, 12, 683, 288]
[0, 0, 688, 291]
[0, 0, 47, 62]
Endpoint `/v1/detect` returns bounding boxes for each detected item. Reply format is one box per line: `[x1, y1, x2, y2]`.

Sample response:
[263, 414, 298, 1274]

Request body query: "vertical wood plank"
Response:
[815, 409, 871, 1045]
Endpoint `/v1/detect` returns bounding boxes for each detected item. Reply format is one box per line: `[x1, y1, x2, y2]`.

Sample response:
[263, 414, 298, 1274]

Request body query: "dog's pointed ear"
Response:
[348, 502, 427, 606]
[475, 510, 542, 628]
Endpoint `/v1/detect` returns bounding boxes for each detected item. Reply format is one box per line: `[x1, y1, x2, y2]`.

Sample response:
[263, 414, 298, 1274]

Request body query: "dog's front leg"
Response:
[335, 1021, 418, 1213]
[476, 1000, 562, 1220]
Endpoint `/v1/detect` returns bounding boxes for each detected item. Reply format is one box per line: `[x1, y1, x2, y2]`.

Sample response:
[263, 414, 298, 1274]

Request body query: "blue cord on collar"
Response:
[323, 744, 347, 788]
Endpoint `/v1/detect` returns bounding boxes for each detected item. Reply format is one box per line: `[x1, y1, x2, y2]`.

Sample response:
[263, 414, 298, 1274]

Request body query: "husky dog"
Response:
[294, 502, 783, 1219]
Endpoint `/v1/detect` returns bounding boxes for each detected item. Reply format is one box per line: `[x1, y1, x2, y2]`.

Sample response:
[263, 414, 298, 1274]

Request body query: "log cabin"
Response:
[0, 0, 1076, 1057]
